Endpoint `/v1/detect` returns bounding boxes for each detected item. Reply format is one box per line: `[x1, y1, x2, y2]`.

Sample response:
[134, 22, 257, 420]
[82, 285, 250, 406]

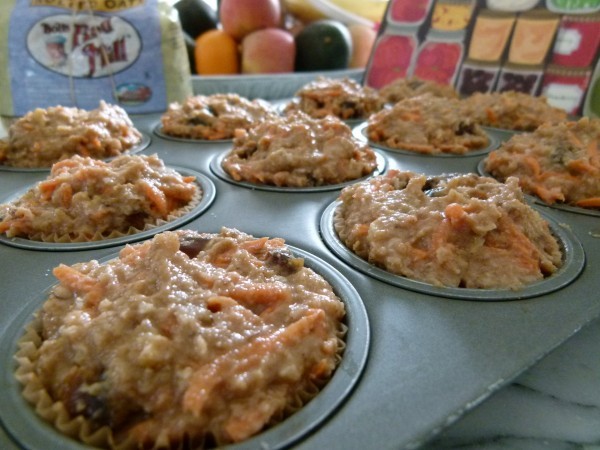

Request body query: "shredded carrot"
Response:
[38, 179, 60, 200]
[182, 310, 326, 417]
[575, 197, 600, 208]
[354, 223, 369, 237]
[52, 264, 105, 308]
[141, 181, 168, 216]
[58, 184, 73, 208]
[523, 155, 542, 178]
[240, 237, 269, 254]
[227, 282, 291, 306]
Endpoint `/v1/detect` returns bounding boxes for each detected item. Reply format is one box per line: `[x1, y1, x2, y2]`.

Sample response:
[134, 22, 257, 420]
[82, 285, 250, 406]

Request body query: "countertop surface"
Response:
[425, 316, 600, 450]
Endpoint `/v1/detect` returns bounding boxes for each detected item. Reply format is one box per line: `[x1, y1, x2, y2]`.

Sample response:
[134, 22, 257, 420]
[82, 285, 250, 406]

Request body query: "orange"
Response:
[194, 29, 240, 75]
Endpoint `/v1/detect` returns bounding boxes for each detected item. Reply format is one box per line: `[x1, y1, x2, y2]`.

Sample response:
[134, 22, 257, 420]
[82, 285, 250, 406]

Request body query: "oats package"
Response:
[0, 0, 192, 117]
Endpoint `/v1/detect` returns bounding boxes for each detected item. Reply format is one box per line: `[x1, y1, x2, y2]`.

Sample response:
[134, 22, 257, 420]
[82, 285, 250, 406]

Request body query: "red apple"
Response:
[242, 28, 295, 74]
[220, 0, 281, 41]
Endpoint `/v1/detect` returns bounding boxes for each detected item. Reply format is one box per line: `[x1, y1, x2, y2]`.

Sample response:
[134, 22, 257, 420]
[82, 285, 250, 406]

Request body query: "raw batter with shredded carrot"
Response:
[160, 93, 278, 140]
[367, 94, 490, 155]
[461, 90, 567, 131]
[222, 112, 377, 187]
[0, 154, 198, 242]
[334, 171, 562, 289]
[16, 228, 346, 449]
[0, 101, 142, 168]
[484, 117, 600, 209]
[283, 77, 383, 121]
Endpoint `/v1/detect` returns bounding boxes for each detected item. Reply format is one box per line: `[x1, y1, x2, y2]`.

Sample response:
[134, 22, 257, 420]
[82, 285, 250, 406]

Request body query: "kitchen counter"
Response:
[425, 316, 600, 449]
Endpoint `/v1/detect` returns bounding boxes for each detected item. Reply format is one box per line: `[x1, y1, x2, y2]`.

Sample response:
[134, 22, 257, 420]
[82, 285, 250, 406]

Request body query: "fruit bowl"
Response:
[191, 68, 364, 100]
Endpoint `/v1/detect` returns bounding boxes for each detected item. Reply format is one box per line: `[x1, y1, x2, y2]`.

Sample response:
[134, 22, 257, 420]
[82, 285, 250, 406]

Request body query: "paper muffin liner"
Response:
[14, 310, 348, 450]
[16, 183, 203, 244]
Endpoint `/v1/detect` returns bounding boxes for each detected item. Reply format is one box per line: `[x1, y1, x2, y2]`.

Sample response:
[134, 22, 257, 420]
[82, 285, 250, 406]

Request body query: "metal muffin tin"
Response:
[0, 131, 152, 173]
[0, 246, 369, 450]
[0, 167, 216, 251]
[353, 121, 501, 158]
[209, 149, 388, 193]
[1, 113, 600, 450]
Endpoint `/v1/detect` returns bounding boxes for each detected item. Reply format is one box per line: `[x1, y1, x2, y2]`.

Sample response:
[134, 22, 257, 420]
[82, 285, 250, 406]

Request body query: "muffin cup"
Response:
[353, 122, 499, 158]
[320, 200, 585, 301]
[1, 244, 369, 450]
[0, 132, 152, 173]
[210, 150, 388, 193]
[0, 167, 216, 251]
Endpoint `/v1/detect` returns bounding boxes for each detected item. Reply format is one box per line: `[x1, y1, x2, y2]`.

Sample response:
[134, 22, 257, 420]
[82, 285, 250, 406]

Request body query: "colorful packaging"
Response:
[0, 0, 192, 117]
[507, 10, 560, 65]
[541, 64, 592, 115]
[551, 14, 600, 68]
[431, 0, 476, 32]
[468, 10, 516, 63]
[365, 33, 418, 89]
[413, 37, 464, 85]
[497, 63, 544, 94]
[546, 0, 600, 14]
[386, 0, 434, 26]
[456, 59, 500, 95]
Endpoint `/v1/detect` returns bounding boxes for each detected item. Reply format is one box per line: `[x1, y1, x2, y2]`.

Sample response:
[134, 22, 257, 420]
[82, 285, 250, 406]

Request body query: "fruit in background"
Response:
[295, 20, 352, 71]
[220, 0, 282, 41]
[242, 28, 296, 74]
[182, 32, 197, 74]
[174, 0, 218, 39]
[195, 29, 240, 75]
[283, 0, 327, 22]
[348, 23, 376, 68]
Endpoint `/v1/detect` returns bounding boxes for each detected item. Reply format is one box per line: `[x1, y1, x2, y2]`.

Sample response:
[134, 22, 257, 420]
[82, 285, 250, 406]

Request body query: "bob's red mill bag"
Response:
[0, 0, 192, 118]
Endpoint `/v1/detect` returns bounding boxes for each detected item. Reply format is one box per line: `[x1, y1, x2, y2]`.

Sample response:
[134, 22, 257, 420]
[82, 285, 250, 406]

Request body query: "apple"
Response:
[220, 0, 281, 41]
[242, 28, 295, 74]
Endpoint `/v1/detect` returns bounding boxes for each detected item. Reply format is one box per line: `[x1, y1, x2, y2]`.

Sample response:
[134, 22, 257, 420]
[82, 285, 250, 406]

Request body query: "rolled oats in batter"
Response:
[0, 101, 142, 168]
[283, 77, 383, 121]
[484, 117, 600, 209]
[160, 94, 279, 140]
[378, 77, 459, 104]
[367, 94, 490, 155]
[16, 228, 346, 448]
[462, 90, 568, 131]
[0, 154, 198, 242]
[222, 112, 378, 187]
[334, 171, 562, 289]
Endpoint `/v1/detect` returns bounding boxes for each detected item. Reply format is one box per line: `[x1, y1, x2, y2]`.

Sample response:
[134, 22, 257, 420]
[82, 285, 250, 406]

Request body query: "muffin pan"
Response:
[209, 149, 388, 193]
[352, 121, 501, 157]
[1, 112, 599, 450]
[0, 167, 216, 251]
[0, 131, 152, 173]
[0, 245, 369, 450]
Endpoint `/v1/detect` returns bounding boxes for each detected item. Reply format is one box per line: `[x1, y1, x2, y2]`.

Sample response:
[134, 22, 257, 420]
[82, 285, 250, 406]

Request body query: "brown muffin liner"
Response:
[14, 309, 347, 449]
[22, 184, 203, 244]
